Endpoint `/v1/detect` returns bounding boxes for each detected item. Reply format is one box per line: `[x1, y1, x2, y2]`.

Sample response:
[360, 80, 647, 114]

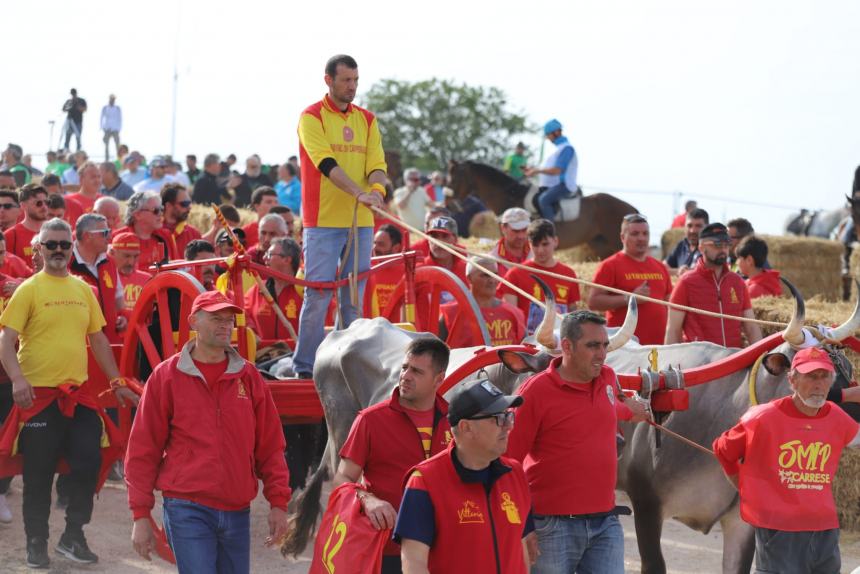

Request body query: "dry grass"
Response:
[187, 204, 255, 231]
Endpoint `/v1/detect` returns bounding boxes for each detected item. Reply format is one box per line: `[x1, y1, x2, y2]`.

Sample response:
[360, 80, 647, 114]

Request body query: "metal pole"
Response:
[48, 120, 55, 153]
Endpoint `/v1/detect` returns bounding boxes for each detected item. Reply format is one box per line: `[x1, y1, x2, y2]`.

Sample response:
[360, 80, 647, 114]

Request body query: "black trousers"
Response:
[0, 382, 12, 495]
[18, 401, 102, 540]
[381, 555, 402, 574]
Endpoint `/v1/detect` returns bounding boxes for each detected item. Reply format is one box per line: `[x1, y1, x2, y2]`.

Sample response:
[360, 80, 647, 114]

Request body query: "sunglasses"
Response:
[0, 203, 17, 210]
[176, 200, 192, 208]
[33, 200, 46, 208]
[623, 213, 648, 223]
[41, 240, 72, 251]
[467, 411, 515, 427]
[86, 229, 111, 238]
[146, 207, 164, 215]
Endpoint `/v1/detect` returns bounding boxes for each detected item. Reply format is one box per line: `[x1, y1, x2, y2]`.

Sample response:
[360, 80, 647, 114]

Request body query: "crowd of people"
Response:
[0, 50, 850, 574]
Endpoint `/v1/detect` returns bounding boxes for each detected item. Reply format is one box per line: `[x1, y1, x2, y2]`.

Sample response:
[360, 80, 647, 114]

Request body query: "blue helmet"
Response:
[543, 119, 563, 135]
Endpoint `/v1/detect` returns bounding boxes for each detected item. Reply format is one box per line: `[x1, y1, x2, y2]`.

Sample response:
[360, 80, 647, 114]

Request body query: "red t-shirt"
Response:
[192, 358, 229, 388]
[1, 253, 33, 279]
[119, 268, 151, 312]
[242, 221, 259, 249]
[591, 252, 673, 345]
[64, 192, 101, 227]
[401, 406, 435, 460]
[671, 212, 687, 228]
[166, 221, 202, 260]
[409, 238, 430, 259]
[497, 260, 581, 336]
[4, 224, 39, 267]
[366, 259, 405, 316]
[489, 238, 530, 275]
[746, 269, 782, 299]
[339, 389, 451, 556]
[440, 300, 525, 348]
[245, 282, 301, 340]
[506, 359, 632, 515]
[713, 396, 858, 531]
[669, 259, 752, 347]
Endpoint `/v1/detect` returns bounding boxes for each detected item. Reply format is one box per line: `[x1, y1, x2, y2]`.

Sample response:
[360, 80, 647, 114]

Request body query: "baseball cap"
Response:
[791, 347, 835, 374]
[110, 232, 141, 251]
[426, 216, 458, 237]
[190, 290, 242, 316]
[448, 379, 523, 426]
[216, 227, 246, 245]
[149, 157, 167, 168]
[500, 207, 530, 230]
[543, 119, 563, 135]
[699, 223, 730, 243]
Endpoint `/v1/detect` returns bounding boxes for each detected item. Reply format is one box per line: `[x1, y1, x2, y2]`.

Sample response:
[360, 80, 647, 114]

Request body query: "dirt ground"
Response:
[2, 480, 860, 573]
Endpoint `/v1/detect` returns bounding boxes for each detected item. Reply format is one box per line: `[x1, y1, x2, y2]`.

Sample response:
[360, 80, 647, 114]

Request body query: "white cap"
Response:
[500, 207, 530, 230]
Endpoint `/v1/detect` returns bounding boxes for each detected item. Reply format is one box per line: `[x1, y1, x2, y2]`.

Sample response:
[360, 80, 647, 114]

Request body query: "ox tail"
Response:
[281, 441, 332, 558]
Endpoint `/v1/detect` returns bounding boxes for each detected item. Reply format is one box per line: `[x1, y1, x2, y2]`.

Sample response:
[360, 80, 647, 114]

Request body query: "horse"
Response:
[783, 206, 848, 238]
[447, 159, 638, 258]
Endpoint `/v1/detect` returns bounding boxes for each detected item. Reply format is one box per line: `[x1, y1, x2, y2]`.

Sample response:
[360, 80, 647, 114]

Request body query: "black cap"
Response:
[448, 379, 523, 426]
[699, 222, 730, 242]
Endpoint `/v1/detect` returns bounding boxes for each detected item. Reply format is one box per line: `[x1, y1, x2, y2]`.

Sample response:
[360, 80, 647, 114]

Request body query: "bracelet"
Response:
[369, 183, 386, 197]
[109, 377, 127, 390]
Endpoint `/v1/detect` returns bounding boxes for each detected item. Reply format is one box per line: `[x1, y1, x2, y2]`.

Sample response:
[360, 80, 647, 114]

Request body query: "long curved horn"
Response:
[531, 274, 558, 349]
[780, 278, 806, 346]
[829, 280, 860, 341]
[607, 296, 637, 352]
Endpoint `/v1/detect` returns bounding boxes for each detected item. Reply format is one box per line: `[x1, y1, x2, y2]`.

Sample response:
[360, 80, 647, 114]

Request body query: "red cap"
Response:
[791, 347, 835, 374]
[111, 232, 141, 251]
[189, 291, 242, 315]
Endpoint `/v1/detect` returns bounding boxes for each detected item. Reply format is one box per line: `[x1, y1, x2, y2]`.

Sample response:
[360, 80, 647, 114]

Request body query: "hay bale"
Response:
[661, 228, 685, 259]
[187, 204, 255, 233]
[836, 450, 860, 531]
[761, 234, 842, 302]
[849, 247, 860, 300]
[468, 211, 500, 239]
[556, 245, 600, 264]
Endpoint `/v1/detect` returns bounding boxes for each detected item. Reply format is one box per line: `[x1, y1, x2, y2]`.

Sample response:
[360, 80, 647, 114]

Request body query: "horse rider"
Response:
[524, 119, 579, 221]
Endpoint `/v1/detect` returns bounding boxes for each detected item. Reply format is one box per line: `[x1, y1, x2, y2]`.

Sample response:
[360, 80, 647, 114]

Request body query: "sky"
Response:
[4, 0, 860, 235]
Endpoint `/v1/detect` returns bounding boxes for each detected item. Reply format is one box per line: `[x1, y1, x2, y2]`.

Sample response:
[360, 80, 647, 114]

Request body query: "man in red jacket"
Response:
[335, 337, 452, 574]
[665, 222, 762, 347]
[713, 347, 860, 574]
[125, 290, 291, 573]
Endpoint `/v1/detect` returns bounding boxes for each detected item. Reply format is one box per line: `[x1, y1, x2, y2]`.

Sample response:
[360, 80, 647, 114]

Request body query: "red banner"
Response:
[309, 483, 389, 574]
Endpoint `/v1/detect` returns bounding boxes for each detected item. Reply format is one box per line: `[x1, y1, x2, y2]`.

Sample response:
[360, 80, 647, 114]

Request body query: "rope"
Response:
[371, 207, 789, 329]
[646, 420, 715, 456]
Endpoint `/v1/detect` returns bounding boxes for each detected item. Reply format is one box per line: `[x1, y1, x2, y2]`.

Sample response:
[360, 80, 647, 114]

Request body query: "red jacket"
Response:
[669, 258, 751, 347]
[746, 269, 782, 299]
[125, 341, 291, 519]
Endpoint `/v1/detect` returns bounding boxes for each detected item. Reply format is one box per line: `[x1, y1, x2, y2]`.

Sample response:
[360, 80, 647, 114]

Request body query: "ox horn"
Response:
[828, 280, 860, 341]
[607, 296, 638, 352]
[531, 275, 558, 349]
[780, 278, 806, 346]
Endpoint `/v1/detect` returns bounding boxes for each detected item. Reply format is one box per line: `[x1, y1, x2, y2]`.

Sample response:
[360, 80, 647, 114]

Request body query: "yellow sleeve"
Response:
[85, 283, 107, 334]
[0, 280, 33, 333]
[216, 272, 229, 294]
[298, 113, 335, 168]
[364, 117, 387, 177]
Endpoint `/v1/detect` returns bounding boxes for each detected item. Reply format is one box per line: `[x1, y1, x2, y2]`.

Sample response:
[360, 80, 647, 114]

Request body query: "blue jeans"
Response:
[531, 514, 624, 574]
[162, 497, 251, 574]
[538, 183, 575, 220]
[754, 527, 840, 574]
[293, 226, 372, 374]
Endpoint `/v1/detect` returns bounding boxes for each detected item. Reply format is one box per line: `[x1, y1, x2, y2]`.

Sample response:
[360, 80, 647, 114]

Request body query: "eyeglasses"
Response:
[41, 240, 72, 251]
[33, 200, 46, 208]
[623, 213, 648, 223]
[145, 207, 164, 215]
[86, 229, 111, 239]
[176, 200, 192, 208]
[0, 203, 17, 210]
[467, 411, 515, 427]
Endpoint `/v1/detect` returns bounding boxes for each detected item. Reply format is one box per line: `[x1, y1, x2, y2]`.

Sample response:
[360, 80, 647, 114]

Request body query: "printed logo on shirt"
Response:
[237, 381, 248, 399]
[776, 439, 832, 490]
[457, 500, 485, 524]
[342, 126, 354, 142]
[102, 270, 114, 289]
[500, 493, 521, 524]
[605, 385, 616, 405]
[124, 284, 143, 307]
[285, 299, 298, 319]
[730, 287, 739, 304]
[23, 246, 32, 256]
[443, 430, 453, 445]
[557, 285, 569, 301]
[487, 318, 513, 343]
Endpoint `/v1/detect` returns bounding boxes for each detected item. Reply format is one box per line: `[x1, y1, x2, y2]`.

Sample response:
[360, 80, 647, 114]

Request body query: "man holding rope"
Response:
[292, 53, 388, 379]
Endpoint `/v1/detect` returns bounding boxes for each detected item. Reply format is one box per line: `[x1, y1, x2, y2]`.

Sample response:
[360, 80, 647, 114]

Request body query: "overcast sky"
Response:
[4, 0, 860, 234]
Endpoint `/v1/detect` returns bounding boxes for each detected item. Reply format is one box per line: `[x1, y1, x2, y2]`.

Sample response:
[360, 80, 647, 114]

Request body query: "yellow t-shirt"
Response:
[0, 272, 106, 387]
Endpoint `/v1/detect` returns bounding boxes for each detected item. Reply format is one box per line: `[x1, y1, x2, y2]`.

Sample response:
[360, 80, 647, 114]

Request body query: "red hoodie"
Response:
[746, 269, 782, 299]
[125, 341, 291, 519]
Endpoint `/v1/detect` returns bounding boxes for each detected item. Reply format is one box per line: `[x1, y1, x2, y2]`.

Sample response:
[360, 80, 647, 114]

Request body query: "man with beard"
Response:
[367, 224, 404, 316]
[114, 191, 176, 273]
[665, 222, 762, 347]
[161, 183, 201, 257]
[5, 183, 48, 267]
[70, 214, 127, 344]
[64, 162, 104, 226]
[231, 155, 273, 208]
[0, 218, 137, 568]
[489, 208, 531, 275]
[664, 207, 709, 276]
[109, 233, 151, 313]
[183, 240, 217, 291]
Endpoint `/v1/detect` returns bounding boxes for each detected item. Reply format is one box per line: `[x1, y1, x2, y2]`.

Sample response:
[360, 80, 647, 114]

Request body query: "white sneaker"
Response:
[0, 493, 12, 523]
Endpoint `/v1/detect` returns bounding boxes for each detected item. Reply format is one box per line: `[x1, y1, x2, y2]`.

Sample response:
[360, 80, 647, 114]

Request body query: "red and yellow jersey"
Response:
[298, 95, 387, 229]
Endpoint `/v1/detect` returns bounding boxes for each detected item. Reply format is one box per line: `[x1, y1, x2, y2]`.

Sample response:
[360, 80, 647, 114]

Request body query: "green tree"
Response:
[361, 78, 533, 173]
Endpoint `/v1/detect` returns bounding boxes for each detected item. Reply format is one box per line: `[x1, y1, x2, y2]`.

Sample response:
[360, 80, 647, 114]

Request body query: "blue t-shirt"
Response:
[275, 178, 302, 215]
